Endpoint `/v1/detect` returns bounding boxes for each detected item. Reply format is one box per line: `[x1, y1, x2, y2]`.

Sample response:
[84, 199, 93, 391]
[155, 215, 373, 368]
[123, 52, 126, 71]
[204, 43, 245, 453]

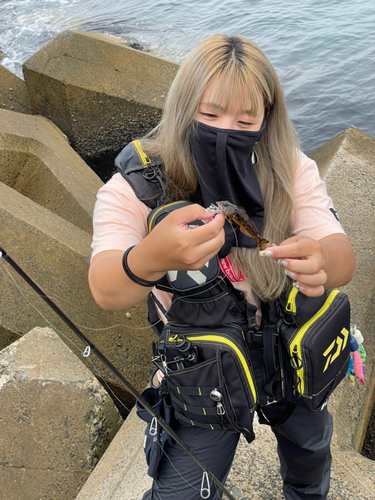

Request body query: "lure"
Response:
[347, 329, 366, 386]
[206, 201, 274, 251]
[358, 344, 366, 364]
[352, 350, 365, 385]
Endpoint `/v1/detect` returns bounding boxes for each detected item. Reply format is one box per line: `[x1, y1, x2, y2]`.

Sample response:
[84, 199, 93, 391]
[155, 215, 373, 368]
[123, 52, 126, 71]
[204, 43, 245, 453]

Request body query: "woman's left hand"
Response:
[260, 233, 356, 297]
[260, 235, 328, 297]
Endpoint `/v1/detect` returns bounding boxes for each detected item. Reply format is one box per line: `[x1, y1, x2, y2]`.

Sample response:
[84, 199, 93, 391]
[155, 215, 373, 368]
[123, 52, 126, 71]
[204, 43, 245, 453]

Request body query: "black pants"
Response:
[141, 403, 333, 500]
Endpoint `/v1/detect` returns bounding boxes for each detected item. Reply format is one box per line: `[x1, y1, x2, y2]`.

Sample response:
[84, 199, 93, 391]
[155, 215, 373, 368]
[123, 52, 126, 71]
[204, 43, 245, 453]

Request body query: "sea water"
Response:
[0, 0, 374, 153]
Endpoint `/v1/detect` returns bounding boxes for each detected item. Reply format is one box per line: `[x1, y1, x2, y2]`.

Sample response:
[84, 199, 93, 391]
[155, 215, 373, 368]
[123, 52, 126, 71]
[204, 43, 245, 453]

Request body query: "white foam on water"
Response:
[0, 0, 374, 150]
[0, 1, 83, 76]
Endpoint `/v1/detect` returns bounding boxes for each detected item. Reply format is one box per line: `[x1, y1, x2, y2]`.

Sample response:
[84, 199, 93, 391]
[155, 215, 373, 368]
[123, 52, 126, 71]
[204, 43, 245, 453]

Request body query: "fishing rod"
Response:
[0, 246, 236, 500]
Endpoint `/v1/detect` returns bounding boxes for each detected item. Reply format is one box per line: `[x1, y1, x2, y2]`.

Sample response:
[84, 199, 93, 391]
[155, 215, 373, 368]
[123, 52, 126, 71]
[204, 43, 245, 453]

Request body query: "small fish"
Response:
[206, 201, 274, 251]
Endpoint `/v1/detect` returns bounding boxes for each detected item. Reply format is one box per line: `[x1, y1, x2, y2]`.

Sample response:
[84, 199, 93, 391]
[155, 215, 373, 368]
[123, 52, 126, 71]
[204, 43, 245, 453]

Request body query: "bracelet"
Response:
[122, 245, 163, 287]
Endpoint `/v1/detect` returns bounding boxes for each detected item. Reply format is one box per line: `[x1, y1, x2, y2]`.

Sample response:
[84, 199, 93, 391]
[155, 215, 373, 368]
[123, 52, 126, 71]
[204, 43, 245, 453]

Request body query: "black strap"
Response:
[257, 401, 296, 426]
[175, 412, 223, 430]
[147, 292, 165, 336]
[262, 324, 279, 401]
[171, 394, 218, 416]
[167, 380, 215, 397]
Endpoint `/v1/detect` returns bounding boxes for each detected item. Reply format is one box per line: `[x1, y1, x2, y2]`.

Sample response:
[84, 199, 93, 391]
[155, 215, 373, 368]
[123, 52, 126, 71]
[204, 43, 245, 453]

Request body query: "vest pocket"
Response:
[158, 325, 257, 434]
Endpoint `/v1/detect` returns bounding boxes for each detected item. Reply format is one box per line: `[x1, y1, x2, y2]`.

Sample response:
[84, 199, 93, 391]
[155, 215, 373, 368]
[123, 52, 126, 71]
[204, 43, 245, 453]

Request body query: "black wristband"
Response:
[122, 245, 163, 287]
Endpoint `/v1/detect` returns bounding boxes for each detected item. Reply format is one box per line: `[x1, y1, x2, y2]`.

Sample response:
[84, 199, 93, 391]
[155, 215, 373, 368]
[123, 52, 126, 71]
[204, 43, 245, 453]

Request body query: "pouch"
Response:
[278, 288, 351, 411]
[153, 324, 258, 443]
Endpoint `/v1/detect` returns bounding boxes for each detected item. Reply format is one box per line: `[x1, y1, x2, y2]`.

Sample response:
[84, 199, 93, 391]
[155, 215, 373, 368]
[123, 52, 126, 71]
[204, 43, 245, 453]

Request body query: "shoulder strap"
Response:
[115, 140, 165, 209]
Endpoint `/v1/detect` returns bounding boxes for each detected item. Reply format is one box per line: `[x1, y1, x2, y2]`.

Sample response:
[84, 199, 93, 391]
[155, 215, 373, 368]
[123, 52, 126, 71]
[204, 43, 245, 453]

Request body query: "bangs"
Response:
[206, 64, 272, 117]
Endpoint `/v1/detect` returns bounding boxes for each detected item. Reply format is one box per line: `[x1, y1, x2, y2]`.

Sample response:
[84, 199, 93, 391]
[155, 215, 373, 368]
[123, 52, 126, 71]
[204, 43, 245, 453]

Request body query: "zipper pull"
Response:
[291, 345, 303, 369]
[286, 287, 298, 314]
[149, 416, 158, 436]
[200, 471, 210, 499]
[216, 402, 226, 415]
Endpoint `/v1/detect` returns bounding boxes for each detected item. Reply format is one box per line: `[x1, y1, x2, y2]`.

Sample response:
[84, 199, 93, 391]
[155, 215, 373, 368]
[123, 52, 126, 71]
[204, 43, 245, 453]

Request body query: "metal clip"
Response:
[200, 471, 210, 499]
[217, 402, 226, 415]
[149, 416, 157, 436]
[83, 345, 91, 357]
[209, 389, 222, 402]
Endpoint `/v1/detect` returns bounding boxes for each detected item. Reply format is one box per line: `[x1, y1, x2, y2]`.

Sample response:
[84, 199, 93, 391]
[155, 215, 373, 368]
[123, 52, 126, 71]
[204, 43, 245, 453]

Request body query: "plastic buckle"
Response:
[252, 331, 264, 345]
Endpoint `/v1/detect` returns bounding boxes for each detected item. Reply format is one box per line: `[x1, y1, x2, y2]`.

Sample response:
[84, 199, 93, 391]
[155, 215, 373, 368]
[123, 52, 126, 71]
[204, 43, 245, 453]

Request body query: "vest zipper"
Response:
[285, 286, 298, 314]
[133, 140, 151, 165]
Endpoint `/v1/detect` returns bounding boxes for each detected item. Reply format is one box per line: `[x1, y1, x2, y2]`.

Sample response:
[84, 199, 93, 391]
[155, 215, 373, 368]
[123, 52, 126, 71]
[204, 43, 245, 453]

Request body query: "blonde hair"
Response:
[145, 34, 300, 301]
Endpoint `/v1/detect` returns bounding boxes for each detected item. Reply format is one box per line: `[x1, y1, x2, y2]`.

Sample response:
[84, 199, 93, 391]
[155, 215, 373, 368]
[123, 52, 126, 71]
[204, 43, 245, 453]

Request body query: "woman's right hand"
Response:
[89, 204, 225, 310]
[134, 203, 225, 277]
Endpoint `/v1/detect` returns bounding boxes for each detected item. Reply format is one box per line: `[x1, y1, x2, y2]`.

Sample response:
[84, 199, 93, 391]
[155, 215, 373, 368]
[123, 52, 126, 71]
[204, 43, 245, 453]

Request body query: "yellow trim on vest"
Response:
[148, 201, 189, 233]
[133, 140, 151, 165]
[286, 286, 298, 314]
[290, 289, 340, 395]
[186, 334, 257, 404]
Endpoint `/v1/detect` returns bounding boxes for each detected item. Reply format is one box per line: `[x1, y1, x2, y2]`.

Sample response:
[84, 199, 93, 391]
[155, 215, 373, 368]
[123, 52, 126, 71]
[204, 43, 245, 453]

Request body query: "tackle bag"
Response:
[263, 286, 351, 412]
[154, 324, 257, 442]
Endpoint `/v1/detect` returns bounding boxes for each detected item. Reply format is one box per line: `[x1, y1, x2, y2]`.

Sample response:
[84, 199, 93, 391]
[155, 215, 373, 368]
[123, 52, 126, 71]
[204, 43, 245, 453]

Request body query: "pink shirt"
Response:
[91, 151, 345, 321]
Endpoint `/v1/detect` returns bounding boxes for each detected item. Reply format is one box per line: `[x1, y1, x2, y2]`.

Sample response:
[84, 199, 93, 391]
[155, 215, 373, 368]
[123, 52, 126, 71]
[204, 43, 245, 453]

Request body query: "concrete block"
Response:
[0, 181, 155, 392]
[75, 127, 375, 500]
[75, 406, 152, 500]
[0, 326, 123, 500]
[0, 65, 31, 114]
[310, 125, 375, 453]
[22, 30, 179, 161]
[0, 324, 20, 351]
[0, 108, 103, 234]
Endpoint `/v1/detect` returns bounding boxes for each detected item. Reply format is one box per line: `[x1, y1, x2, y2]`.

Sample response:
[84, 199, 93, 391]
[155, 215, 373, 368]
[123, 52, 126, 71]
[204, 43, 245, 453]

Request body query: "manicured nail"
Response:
[293, 281, 302, 291]
[285, 269, 297, 279]
[259, 250, 273, 257]
[278, 259, 287, 268]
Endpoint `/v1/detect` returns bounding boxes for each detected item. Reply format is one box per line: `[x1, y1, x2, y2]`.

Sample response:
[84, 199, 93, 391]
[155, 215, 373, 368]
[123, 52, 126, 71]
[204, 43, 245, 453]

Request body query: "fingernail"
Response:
[285, 270, 297, 279]
[293, 281, 302, 291]
[278, 259, 287, 268]
[259, 250, 273, 257]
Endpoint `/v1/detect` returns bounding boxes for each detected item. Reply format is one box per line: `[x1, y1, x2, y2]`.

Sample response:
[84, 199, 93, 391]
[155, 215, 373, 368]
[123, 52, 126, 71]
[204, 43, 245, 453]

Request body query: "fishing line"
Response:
[2, 262, 133, 413]
[227, 216, 240, 269]
[3, 259, 216, 496]
[0, 258, 227, 336]
[0, 247, 237, 500]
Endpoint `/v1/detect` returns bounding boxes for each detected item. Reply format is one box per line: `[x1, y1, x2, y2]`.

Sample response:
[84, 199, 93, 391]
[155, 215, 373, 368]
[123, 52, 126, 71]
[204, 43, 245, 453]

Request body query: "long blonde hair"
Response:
[145, 34, 300, 301]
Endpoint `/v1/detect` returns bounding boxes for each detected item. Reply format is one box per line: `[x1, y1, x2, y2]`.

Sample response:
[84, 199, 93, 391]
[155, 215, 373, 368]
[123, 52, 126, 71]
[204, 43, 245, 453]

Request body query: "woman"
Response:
[89, 35, 355, 499]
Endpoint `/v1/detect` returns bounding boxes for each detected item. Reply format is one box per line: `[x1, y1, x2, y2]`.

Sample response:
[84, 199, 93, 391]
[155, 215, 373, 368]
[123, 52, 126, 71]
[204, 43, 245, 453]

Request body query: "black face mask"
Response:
[192, 120, 266, 257]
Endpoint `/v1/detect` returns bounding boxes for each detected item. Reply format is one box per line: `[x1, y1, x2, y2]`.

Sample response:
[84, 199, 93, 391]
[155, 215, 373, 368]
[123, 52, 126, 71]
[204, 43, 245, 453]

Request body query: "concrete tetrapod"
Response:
[22, 30, 179, 167]
[0, 327, 123, 500]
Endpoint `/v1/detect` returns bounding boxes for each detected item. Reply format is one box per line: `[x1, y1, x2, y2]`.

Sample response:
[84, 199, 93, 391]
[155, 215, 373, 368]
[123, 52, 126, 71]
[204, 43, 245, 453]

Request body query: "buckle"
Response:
[245, 330, 263, 345]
